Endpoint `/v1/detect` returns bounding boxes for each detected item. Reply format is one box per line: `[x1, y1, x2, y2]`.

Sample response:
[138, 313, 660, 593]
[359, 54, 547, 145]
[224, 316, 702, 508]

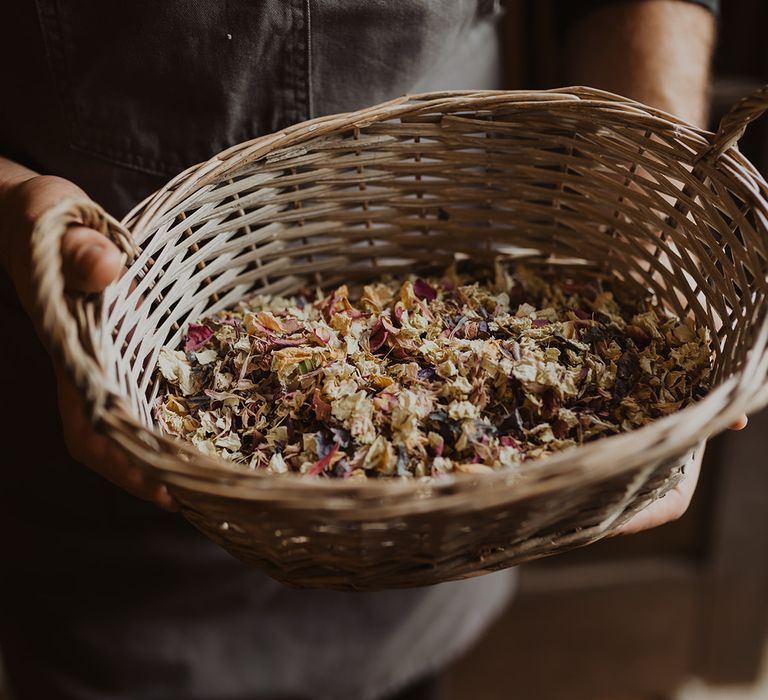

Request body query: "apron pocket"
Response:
[34, 0, 311, 176]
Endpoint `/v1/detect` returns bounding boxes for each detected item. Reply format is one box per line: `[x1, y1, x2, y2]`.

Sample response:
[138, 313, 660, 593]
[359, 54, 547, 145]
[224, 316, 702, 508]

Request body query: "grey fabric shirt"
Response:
[0, 4, 513, 700]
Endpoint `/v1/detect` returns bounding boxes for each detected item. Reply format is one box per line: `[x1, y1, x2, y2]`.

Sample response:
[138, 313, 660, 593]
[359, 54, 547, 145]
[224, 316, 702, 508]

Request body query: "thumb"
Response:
[60, 224, 124, 293]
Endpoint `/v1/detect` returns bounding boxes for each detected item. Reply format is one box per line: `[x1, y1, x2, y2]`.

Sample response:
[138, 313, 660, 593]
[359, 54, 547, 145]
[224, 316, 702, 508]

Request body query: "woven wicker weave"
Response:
[31, 87, 768, 590]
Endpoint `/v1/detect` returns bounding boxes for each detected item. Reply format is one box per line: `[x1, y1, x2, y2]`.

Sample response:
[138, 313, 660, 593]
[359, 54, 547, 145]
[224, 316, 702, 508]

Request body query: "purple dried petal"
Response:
[185, 324, 214, 352]
[531, 319, 550, 328]
[571, 308, 590, 320]
[332, 459, 351, 478]
[552, 420, 570, 439]
[413, 278, 437, 301]
[417, 365, 436, 380]
[314, 431, 335, 458]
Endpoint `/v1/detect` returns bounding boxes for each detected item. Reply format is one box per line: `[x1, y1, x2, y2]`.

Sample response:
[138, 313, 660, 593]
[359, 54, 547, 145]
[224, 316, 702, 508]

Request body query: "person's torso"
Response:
[0, 5, 511, 699]
[2, 0, 502, 215]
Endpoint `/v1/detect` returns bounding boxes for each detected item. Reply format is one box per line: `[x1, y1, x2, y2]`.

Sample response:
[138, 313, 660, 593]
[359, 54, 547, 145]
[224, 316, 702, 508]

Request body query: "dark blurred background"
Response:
[444, 2, 768, 699]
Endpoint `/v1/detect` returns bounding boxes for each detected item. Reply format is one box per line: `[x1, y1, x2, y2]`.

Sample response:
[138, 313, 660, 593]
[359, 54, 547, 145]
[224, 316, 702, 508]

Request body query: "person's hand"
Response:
[0, 174, 178, 511]
[616, 414, 748, 535]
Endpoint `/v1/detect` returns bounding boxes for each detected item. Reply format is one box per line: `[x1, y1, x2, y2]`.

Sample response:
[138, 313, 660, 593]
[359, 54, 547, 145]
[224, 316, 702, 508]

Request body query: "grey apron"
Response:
[0, 3, 513, 700]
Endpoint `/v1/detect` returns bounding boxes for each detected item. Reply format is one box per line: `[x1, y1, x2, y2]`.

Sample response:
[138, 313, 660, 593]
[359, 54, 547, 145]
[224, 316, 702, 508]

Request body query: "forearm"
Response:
[0, 155, 38, 193]
[565, 0, 716, 126]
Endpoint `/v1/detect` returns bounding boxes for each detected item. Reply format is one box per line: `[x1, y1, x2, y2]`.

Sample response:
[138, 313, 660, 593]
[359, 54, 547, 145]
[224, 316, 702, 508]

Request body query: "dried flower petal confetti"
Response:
[155, 262, 712, 478]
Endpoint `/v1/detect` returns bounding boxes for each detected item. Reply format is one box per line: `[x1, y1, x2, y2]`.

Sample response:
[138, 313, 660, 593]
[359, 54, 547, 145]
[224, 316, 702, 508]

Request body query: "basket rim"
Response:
[71, 87, 768, 499]
[123, 86, 721, 236]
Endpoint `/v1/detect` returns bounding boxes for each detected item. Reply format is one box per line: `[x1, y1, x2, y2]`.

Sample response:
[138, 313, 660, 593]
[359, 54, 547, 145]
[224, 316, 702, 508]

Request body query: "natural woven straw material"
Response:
[31, 86, 768, 590]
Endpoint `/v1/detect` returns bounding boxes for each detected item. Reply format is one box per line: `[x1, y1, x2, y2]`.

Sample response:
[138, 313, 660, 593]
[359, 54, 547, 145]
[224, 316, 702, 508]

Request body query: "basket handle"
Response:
[29, 197, 138, 418]
[696, 84, 768, 165]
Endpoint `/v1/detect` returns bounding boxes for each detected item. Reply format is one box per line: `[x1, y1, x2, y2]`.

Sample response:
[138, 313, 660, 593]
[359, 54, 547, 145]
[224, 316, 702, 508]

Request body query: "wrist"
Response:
[0, 163, 39, 276]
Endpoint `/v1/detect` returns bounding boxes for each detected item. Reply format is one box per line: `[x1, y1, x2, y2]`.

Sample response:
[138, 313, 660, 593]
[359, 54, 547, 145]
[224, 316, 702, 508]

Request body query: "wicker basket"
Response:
[31, 87, 768, 590]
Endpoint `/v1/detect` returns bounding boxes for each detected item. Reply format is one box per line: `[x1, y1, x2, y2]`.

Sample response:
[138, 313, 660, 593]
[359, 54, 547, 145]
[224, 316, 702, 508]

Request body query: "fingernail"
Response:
[74, 242, 104, 260]
[73, 243, 104, 273]
[155, 485, 180, 512]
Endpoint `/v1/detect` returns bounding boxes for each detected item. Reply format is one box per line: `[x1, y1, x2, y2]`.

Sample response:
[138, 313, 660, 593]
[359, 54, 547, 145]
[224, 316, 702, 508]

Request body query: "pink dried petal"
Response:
[250, 322, 275, 337]
[416, 299, 434, 320]
[374, 391, 398, 413]
[413, 278, 437, 301]
[500, 436, 519, 448]
[185, 324, 214, 352]
[311, 328, 331, 345]
[308, 442, 339, 476]
[346, 309, 369, 319]
[272, 337, 306, 347]
[368, 320, 389, 352]
[321, 288, 341, 321]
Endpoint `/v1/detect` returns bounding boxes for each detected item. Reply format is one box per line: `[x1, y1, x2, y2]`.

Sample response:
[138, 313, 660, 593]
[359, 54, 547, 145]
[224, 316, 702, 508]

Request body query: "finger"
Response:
[616, 487, 690, 535]
[61, 224, 123, 293]
[615, 445, 703, 535]
[55, 366, 179, 511]
[152, 484, 181, 512]
[729, 414, 748, 431]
